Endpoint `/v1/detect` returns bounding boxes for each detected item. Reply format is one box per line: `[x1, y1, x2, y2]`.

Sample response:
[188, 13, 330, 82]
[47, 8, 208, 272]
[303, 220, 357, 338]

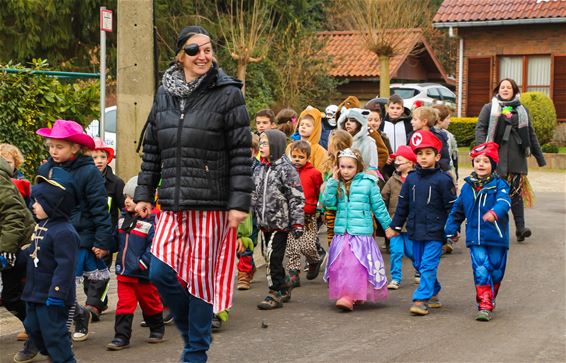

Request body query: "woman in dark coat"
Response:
[475, 78, 546, 242]
[134, 26, 253, 362]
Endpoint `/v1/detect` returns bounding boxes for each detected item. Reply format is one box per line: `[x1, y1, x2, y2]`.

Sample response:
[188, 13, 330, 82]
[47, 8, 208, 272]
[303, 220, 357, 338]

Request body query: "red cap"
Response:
[409, 130, 442, 153]
[390, 145, 417, 163]
[470, 142, 499, 164]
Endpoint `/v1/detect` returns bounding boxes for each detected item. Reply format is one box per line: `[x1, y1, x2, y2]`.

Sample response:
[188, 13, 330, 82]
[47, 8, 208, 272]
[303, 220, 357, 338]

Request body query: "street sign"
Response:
[101, 9, 113, 32]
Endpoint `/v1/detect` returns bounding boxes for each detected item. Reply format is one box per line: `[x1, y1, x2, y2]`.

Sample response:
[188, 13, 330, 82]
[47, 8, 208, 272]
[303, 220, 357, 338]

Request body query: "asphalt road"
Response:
[1, 191, 565, 363]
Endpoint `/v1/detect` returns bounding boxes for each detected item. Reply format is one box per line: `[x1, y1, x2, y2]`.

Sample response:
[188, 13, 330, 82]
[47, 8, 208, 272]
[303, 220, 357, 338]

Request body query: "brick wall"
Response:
[456, 24, 566, 117]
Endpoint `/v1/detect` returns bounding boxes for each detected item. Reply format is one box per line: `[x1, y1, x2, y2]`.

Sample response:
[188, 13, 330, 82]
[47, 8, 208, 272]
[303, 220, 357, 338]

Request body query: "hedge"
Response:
[0, 59, 99, 178]
[448, 117, 477, 147]
[520, 92, 557, 145]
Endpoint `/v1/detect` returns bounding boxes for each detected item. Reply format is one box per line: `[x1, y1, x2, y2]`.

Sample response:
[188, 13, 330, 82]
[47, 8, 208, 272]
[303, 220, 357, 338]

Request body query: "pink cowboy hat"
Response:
[36, 120, 95, 149]
[93, 137, 115, 163]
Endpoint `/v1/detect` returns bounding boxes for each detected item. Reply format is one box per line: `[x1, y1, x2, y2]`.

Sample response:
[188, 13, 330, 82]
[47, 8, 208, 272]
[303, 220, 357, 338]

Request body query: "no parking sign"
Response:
[101, 9, 113, 32]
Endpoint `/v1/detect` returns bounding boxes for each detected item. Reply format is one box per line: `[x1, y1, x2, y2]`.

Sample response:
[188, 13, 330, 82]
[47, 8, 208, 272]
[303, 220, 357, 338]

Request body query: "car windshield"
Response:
[391, 88, 419, 99]
[105, 109, 116, 133]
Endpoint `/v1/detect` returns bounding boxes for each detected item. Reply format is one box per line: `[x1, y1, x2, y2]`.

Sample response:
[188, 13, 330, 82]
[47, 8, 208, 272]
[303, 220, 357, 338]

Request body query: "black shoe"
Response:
[147, 331, 165, 344]
[306, 258, 323, 280]
[211, 315, 223, 333]
[106, 338, 130, 351]
[72, 308, 92, 342]
[13, 339, 38, 362]
[516, 227, 532, 242]
[163, 312, 174, 325]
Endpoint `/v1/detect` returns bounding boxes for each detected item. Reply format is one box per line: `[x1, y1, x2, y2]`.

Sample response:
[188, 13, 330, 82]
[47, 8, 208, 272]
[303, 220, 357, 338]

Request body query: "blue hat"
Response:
[32, 168, 77, 219]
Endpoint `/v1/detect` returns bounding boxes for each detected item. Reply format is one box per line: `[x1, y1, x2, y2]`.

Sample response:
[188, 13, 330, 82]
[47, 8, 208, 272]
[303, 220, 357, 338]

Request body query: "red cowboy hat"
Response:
[36, 120, 95, 149]
[93, 138, 115, 164]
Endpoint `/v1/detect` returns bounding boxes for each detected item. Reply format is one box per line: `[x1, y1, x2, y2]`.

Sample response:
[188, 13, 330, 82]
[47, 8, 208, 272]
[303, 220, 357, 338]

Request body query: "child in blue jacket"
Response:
[106, 176, 164, 350]
[322, 148, 395, 311]
[22, 168, 79, 363]
[445, 142, 511, 322]
[390, 130, 457, 316]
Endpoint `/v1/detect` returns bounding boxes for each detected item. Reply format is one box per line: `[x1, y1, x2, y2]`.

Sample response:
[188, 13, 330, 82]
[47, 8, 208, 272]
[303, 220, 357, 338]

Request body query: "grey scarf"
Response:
[487, 94, 530, 155]
[162, 63, 206, 110]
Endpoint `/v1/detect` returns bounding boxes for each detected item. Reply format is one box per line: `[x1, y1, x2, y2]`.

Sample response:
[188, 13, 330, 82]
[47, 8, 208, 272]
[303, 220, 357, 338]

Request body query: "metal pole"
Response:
[100, 6, 107, 140]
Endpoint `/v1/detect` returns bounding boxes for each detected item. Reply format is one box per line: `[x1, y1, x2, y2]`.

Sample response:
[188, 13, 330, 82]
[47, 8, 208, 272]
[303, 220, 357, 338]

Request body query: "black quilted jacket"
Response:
[134, 66, 253, 212]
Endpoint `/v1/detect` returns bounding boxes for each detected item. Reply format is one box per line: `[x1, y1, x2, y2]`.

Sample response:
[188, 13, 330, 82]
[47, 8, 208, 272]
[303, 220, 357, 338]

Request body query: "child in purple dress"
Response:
[322, 148, 396, 311]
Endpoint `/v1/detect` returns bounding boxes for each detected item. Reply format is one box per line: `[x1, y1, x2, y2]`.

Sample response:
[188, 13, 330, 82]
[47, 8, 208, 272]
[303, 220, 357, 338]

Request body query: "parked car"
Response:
[390, 83, 456, 110]
[86, 106, 117, 166]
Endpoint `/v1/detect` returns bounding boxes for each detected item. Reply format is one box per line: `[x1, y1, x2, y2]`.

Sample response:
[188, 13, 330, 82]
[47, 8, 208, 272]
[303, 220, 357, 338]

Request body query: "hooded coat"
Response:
[338, 108, 379, 170]
[22, 168, 80, 306]
[287, 107, 329, 173]
[0, 158, 35, 254]
[38, 155, 113, 251]
[135, 64, 253, 212]
[252, 129, 304, 231]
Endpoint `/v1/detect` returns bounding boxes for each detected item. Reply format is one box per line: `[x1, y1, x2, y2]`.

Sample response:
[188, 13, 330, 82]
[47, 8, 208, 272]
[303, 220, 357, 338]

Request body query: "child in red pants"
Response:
[106, 177, 164, 350]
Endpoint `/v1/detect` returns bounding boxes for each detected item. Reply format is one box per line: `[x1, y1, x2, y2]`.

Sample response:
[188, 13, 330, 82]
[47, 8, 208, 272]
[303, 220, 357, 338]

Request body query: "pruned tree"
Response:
[217, 0, 275, 95]
[342, 0, 432, 97]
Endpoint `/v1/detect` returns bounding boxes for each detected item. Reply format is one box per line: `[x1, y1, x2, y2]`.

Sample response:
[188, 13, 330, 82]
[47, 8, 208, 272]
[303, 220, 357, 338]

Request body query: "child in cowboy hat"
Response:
[389, 130, 457, 316]
[445, 142, 511, 321]
[35, 120, 113, 342]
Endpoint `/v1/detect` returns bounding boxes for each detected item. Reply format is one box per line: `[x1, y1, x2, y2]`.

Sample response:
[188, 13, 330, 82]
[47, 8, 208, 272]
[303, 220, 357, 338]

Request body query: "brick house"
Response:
[318, 29, 454, 103]
[433, 0, 566, 122]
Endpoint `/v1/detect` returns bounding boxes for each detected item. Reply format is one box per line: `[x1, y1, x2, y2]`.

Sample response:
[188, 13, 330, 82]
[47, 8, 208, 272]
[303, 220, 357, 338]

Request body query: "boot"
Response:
[72, 305, 91, 342]
[475, 285, 494, 311]
[112, 313, 133, 346]
[288, 269, 301, 288]
[13, 339, 38, 362]
[84, 278, 110, 320]
[237, 271, 251, 290]
[143, 313, 165, 344]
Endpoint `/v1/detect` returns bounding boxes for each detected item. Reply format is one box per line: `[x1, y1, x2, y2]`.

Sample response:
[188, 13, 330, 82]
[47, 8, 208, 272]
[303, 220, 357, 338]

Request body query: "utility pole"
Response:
[116, 0, 155, 179]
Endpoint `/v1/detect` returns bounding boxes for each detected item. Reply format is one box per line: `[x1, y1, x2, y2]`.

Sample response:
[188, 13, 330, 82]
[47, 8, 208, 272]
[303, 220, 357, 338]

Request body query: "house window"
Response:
[499, 56, 551, 95]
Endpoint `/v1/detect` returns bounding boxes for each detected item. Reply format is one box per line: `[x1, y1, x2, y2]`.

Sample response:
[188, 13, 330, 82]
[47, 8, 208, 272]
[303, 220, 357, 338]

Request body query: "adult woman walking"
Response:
[134, 26, 252, 362]
[475, 78, 546, 242]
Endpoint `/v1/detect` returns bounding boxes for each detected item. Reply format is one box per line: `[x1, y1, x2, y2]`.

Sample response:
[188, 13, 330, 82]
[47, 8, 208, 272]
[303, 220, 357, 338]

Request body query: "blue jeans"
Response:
[469, 246, 508, 286]
[24, 303, 75, 363]
[389, 233, 414, 283]
[149, 256, 212, 363]
[412, 240, 443, 301]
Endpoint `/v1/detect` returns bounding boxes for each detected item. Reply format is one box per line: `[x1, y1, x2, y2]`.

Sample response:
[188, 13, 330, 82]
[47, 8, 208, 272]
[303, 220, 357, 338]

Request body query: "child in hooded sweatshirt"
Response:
[287, 106, 329, 173]
[253, 129, 304, 310]
[36, 120, 113, 342]
[445, 142, 511, 322]
[381, 95, 413, 153]
[389, 130, 457, 316]
[106, 176, 164, 351]
[338, 108, 379, 174]
[286, 141, 324, 287]
[22, 168, 79, 363]
[322, 148, 395, 311]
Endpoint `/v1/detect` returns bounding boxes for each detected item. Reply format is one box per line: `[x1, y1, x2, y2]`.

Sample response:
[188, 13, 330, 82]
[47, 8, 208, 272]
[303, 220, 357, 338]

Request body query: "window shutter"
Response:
[553, 55, 566, 120]
[467, 57, 492, 117]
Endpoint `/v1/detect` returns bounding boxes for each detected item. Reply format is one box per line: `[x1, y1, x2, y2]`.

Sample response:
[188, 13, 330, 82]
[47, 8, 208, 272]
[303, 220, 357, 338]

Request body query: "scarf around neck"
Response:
[486, 94, 530, 155]
[468, 171, 495, 191]
[162, 63, 208, 105]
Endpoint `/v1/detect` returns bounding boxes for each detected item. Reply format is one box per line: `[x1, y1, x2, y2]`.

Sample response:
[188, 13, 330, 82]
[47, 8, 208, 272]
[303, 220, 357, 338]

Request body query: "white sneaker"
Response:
[387, 280, 400, 290]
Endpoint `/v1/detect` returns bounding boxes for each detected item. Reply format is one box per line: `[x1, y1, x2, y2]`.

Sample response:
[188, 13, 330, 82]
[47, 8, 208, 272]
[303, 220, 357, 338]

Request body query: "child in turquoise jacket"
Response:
[322, 148, 396, 311]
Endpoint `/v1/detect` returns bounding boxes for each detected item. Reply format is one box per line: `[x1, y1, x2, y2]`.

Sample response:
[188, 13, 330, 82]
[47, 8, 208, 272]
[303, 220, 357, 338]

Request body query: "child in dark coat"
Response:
[106, 176, 164, 350]
[22, 168, 79, 363]
[390, 130, 457, 316]
[445, 142, 511, 321]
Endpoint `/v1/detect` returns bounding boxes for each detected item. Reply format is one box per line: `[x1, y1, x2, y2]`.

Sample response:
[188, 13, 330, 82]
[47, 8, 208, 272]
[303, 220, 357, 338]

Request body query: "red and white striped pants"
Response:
[151, 210, 237, 313]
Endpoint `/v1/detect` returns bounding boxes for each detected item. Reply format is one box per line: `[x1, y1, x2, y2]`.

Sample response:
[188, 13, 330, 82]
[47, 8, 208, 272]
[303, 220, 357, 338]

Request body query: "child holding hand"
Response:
[445, 142, 511, 322]
[322, 148, 396, 311]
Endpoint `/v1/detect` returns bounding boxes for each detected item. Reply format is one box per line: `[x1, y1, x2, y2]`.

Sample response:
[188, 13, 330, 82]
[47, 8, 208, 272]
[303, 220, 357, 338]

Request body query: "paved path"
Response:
[1, 170, 565, 362]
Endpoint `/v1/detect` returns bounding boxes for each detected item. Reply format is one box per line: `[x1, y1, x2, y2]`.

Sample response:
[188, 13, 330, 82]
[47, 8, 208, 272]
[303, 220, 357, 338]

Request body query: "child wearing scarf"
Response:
[445, 142, 512, 321]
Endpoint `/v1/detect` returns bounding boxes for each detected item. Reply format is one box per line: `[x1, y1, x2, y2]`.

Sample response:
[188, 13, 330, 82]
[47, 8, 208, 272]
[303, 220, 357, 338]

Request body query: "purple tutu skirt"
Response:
[324, 233, 388, 303]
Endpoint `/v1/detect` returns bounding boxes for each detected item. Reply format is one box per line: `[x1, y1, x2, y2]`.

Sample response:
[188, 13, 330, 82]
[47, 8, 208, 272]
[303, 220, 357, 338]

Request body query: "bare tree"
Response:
[217, 0, 275, 95]
[344, 0, 431, 97]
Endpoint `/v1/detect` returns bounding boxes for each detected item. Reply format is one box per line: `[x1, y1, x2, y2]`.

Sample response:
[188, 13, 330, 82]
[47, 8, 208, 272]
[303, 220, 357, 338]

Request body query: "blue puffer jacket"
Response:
[390, 165, 456, 242]
[37, 156, 113, 250]
[445, 176, 511, 249]
[322, 173, 391, 236]
[115, 213, 155, 280]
